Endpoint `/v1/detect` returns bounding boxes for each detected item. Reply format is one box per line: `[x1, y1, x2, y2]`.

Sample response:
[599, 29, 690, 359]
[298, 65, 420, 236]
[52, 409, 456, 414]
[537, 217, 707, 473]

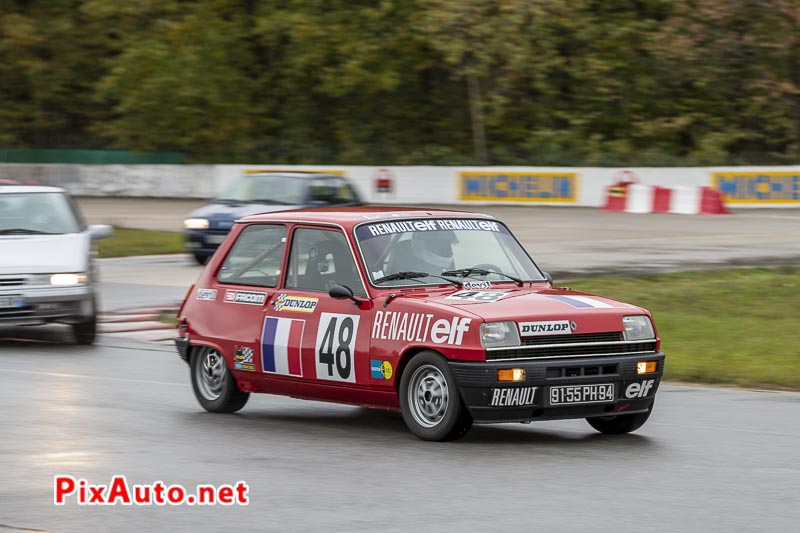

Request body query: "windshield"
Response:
[218, 175, 305, 205]
[355, 218, 544, 287]
[0, 192, 81, 235]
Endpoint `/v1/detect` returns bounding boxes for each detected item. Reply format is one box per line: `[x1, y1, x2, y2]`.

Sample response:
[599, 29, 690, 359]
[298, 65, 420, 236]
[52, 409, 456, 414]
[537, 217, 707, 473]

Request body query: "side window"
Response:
[308, 178, 358, 205]
[286, 228, 365, 295]
[217, 224, 286, 287]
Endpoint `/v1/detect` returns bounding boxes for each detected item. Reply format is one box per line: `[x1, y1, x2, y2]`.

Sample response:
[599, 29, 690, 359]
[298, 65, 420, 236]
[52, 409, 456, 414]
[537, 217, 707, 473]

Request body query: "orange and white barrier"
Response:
[602, 183, 729, 214]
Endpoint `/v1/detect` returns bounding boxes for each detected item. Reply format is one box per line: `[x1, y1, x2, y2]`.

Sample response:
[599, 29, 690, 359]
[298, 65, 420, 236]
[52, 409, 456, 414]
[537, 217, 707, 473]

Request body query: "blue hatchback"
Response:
[184, 172, 362, 264]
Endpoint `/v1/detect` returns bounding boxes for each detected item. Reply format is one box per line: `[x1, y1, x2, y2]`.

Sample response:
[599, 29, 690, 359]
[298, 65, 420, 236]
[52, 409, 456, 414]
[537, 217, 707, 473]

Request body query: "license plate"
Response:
[205, 234, 227, 245]
[549, 383, 615, 405]
[0, 295, 24, 308]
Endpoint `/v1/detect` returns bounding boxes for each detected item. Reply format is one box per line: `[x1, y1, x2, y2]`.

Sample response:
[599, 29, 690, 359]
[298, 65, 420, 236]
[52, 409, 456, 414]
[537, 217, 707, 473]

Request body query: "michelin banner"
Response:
[459, 171, 578, 203]
[712, 172, 800, 204]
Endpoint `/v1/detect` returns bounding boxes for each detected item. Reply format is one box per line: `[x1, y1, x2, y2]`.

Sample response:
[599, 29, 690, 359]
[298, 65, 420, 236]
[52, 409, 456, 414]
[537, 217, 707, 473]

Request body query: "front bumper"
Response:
[0, 285, 94, 325]
[184, 229, 229, 256]
[449, 352, 665, 423]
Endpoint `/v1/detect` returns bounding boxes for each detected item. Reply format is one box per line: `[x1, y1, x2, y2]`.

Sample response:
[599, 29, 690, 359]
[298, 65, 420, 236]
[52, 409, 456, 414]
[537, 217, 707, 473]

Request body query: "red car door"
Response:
[259, 226, 374, 394]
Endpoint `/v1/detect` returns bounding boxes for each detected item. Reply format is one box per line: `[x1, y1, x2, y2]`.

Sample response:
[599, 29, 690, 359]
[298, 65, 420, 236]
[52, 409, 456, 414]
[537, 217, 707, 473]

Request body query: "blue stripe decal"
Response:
[547, 295, 594, 309]
[261, 317, 278, 372]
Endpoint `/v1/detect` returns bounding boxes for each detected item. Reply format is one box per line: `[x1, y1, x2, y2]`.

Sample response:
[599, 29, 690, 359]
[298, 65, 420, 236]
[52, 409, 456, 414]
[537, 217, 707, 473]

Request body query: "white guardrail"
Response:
[1, 163, 799, 208]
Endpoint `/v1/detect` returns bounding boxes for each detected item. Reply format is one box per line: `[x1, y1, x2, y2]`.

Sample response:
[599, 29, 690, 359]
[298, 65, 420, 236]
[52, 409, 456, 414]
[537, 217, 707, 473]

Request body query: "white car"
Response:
[0, 185, 112, 344]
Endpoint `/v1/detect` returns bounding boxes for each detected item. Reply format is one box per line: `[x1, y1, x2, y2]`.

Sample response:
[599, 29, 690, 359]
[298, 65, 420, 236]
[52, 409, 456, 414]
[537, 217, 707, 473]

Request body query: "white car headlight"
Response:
[51, 273, 89, 286]
[622, 315, 655, 341]
[481, 321, 521, 348]
[184, 218, 209, 230]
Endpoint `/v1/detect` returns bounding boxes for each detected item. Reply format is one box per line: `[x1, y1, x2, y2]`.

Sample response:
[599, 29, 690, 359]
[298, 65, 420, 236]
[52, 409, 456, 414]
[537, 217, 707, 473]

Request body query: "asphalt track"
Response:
[0, 340, 798, 532]
[1, 198, 798, 531]
[78, 197, 800, 277]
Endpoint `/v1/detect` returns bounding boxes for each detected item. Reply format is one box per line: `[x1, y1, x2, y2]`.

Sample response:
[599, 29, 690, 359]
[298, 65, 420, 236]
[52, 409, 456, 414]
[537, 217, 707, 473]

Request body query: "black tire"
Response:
[190, 346, 249, 413]
[586, 407, 652, 435]
[193, 253, 209, 265]
[399, 351, 473, 441]
[72, 315, 97, 345]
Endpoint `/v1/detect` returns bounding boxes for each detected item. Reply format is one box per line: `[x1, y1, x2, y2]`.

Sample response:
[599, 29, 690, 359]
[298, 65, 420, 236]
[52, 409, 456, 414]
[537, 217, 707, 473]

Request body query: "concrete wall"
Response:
[2, 163, 799, 208]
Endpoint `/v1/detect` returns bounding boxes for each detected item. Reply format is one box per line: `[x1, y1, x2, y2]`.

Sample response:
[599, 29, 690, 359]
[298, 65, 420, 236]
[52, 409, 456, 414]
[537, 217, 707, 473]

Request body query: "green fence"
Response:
[0, 148, 186, 164]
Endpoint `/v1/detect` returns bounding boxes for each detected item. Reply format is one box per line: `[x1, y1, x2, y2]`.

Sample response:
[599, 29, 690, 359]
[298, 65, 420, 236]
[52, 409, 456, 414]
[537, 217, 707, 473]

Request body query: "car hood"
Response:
[416, 285, 646, 334]
[0, 233, 89, 274]
[189, 202, 301, 230]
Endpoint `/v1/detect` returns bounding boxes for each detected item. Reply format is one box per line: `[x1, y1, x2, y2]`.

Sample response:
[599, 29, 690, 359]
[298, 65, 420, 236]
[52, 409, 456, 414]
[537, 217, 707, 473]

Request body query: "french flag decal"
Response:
[261, 317, 305, 377]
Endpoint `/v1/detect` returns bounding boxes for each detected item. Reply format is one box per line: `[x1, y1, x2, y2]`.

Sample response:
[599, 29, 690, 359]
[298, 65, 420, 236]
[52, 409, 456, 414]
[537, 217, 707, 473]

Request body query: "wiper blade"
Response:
[374, 271, 462, 288]
[374, 271, 430, 284]
[0, 228, 54, 235]
[249, 198, 292, 205]
[442, 267, 523, 287]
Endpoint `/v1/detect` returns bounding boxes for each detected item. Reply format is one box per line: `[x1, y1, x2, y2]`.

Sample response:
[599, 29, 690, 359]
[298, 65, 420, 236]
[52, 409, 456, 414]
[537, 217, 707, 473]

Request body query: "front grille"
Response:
[0, 306, 34, 319]
[522, 332, 623, 346]
[546, 364, 619, 379]
[0, 277, 26, 287]
[487, 336, 657, 361]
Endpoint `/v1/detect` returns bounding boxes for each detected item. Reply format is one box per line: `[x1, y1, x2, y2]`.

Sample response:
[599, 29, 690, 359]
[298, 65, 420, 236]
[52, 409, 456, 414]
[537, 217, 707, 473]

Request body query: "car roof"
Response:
[239, 206, 496, 229]
[243, 172, 347, 180]
[0, 185, 66, 194]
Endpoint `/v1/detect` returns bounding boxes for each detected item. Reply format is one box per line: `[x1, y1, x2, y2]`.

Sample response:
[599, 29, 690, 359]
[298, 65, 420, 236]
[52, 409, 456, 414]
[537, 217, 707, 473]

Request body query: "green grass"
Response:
[92, 231, 798, 391]
[97, 227, 185, 258]
[567, 267, 800, 390]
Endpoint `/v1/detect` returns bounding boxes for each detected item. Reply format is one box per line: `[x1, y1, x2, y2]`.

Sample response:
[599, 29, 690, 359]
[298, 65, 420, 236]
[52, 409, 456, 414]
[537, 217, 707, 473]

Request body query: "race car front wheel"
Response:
[190, 346, 249, 413]
[586, 406, 652, 435]
[400, 351, 473, 441]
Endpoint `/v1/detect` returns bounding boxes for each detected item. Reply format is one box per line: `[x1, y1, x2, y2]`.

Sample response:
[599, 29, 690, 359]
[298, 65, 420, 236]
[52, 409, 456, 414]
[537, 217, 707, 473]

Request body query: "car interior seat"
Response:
[303, 240, 361, 292]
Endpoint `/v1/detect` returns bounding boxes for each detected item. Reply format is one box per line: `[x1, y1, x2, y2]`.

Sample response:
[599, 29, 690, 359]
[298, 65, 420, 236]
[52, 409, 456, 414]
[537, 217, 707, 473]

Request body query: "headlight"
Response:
[481, 321, 521, 348]
[622, 315, 655, 341]
[184, 218, 209, 230]
[51, 273, 89, 286]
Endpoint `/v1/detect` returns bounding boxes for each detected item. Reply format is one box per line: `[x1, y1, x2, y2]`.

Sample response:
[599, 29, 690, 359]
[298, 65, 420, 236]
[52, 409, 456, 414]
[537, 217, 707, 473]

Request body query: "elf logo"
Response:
[625, 380, 655, 398]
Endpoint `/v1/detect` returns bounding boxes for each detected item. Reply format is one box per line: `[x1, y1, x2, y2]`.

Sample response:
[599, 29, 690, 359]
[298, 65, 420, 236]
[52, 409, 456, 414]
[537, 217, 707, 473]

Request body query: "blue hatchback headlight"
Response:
[184, 218, 209, 230]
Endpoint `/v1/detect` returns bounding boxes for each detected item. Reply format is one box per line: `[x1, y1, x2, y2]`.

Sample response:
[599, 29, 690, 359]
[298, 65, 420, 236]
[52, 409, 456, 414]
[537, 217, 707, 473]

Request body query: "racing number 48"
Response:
[319, 316, 353, 378]
[315, 313, 360, 383]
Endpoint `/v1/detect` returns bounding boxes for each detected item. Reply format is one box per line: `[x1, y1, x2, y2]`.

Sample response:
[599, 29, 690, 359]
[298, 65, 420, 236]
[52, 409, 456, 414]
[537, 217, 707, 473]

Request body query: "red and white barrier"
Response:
[602, 184, 729, 214]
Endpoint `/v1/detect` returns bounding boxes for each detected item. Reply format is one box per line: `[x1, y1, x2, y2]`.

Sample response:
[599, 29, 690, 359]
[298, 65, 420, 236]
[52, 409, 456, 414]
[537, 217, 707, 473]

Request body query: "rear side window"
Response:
[217, 224, 286, 287]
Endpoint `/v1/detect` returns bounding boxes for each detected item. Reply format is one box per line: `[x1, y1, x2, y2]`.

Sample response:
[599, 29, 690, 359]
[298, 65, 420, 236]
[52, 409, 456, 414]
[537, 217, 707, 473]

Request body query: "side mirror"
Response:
[88, 224, 113, 240]
[543, 271, 554, 285]
[329, 284, 363, 305]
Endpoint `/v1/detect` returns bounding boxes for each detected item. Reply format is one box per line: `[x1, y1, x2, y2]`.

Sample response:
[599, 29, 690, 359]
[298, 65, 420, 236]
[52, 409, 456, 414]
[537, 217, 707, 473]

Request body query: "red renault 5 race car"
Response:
[175, 207, 665, 441]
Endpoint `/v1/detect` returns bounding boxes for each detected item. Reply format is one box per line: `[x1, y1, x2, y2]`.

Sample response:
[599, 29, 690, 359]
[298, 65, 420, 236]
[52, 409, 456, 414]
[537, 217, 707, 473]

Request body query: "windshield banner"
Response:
[356, 219, 510, 240]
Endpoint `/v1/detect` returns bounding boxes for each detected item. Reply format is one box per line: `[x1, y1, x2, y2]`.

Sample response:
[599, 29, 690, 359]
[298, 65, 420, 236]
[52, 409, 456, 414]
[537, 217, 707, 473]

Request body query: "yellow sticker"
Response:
[381, 361, 393, 380]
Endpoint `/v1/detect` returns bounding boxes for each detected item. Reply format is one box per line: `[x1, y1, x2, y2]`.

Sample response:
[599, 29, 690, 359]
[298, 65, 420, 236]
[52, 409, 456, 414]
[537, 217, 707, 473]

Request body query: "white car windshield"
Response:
[0, 192, 81, 235]
[355, 218, 544, 286]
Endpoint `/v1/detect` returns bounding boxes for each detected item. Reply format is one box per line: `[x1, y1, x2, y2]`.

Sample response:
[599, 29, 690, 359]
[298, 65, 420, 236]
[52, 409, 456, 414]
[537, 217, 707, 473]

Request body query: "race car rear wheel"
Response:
[193, 254, 209, 266]
[400, 351, 473, 441]
[191, 346, 249, 413]
[586, 407, 652, 434]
